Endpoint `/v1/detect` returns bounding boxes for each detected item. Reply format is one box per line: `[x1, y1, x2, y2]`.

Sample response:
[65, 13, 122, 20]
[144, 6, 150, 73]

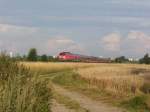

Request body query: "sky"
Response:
[0, 0, 150, 58]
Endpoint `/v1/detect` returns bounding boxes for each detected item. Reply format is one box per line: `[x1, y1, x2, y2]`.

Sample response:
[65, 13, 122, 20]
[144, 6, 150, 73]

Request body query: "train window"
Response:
[59, 52, 71, 55]
[59, 53, 65, 55]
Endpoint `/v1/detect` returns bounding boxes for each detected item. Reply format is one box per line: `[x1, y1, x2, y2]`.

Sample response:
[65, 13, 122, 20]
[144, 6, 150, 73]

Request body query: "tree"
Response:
[27, 48, 37, 61]
[115, 56, 129, 63]
[139, 53, 150, 64]
[40, 54, 48, 62]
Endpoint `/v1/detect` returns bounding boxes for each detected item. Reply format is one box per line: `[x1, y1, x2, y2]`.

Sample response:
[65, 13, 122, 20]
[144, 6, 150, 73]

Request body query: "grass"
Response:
[0, 55, 52, 112]
[24, 62, 150, 112]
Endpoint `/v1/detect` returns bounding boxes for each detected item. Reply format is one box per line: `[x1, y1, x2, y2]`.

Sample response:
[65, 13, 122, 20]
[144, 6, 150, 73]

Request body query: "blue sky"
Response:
[0, 0, 150, 58]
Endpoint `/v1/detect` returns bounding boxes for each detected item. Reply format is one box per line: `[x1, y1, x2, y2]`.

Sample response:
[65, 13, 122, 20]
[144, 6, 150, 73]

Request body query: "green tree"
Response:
[27, 48, 37, 61]
[139, 53, 150, 64]
[40, 54, 48, 62]
[115, 56, 129, 63]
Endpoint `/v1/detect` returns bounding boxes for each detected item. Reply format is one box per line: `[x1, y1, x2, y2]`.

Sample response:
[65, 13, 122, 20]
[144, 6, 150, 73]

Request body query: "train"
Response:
[57, 52, 111, 63]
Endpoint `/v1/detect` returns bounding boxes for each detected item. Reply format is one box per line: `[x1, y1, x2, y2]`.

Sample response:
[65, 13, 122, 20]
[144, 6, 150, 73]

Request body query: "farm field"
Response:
[1, 57, 150, 112]
[24, 62, 150, 112]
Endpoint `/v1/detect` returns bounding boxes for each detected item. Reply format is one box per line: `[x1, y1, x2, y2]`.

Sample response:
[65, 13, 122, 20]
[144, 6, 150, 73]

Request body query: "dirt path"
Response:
[53, 84, 127, 112]
[51, 99, 75, 112]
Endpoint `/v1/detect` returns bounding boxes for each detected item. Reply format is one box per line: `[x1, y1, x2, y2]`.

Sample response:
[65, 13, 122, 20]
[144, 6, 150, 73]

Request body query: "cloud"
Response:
[100, 31, 150, 57]
[100, 33, 121, 52]
[0, 23, 150, 57]
[46, 36, 86, 55]
[0, 24, 48, 54]
[40, 15, 150, 30]
[125, 31, 150, 53]
[47, 36, 75, 49]
[0, 23, 86, 55]
[0, 24, 39, 33]
[110, 0, 150, 7]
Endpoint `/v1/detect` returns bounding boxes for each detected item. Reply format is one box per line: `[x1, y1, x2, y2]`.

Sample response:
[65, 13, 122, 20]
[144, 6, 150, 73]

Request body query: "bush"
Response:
[0, 54, 52, 112]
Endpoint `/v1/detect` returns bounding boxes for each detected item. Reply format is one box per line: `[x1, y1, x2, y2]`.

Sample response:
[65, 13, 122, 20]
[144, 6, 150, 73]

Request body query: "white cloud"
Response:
[47, 36, 75, 49]
[46, 36, 86, 55]
[125, 31, 150, 53]
[101, 33, 121, 52]
[0, 24, 39, 33]
[100, 31, 150, 56]
[110, 0, 150, 6]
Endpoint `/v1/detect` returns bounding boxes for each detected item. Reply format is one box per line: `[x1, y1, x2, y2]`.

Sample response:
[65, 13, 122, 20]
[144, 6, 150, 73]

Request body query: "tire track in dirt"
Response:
[53, 84, 127, 112]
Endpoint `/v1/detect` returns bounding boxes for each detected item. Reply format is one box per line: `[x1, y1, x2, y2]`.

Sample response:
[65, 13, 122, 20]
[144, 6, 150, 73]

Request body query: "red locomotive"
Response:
[57, 52, 111, 63]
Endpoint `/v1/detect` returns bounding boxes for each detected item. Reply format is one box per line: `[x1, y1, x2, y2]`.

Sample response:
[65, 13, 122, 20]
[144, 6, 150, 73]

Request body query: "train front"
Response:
[57, 52, 80, 61]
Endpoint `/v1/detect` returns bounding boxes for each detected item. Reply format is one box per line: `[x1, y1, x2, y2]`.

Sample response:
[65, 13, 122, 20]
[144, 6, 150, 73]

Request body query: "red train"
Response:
[57, 52, 111, 63]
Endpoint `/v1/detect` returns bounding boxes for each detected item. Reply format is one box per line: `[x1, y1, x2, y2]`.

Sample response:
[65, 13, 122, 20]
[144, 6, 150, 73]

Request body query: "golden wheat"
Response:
[77, 64, 150, 96]
[22, 62, 96, 74]
[23, 62, 150, 97]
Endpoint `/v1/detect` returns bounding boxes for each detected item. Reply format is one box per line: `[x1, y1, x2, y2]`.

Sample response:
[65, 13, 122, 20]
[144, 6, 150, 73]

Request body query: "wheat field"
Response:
[24, 62, 150, 96]
[23, 62, 150, 110]
[77, 64, 150, 96]
[23, 62, 96, 74]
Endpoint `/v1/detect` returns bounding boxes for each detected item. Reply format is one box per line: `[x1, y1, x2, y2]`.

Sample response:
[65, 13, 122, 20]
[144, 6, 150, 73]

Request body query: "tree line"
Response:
[14, 48, 58, 62]
[112, 54, 150, 64]
[13, 48, 150, 64]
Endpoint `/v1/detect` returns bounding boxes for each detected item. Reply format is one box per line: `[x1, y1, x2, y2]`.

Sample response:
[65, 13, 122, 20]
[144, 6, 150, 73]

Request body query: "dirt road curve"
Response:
[53, 85, 127, 112]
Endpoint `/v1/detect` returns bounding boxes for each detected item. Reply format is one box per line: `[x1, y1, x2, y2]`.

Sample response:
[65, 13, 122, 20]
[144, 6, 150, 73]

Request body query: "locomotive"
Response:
[57, 52, 111, 63]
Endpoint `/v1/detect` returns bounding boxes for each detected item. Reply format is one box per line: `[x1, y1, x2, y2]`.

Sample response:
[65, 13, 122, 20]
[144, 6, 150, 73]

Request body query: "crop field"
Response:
[1, 58, 150, 112]
[23, 62, 96, 74]
[24, 62, 150, 112]
[77, 64, 149, 96]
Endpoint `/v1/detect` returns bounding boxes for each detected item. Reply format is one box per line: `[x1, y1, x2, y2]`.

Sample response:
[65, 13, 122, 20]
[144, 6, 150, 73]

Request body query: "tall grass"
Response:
[0, 54, 52, 112]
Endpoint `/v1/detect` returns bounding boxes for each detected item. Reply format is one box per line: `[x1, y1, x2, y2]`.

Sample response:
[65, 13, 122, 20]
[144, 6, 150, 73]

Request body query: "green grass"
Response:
[52, 71, 88, 88]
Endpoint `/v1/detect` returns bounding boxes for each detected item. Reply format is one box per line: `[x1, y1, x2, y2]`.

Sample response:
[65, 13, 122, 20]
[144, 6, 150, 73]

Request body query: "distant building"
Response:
[53, 56, 57, 58]
[128, 58, 138, 62]
[128, 58, 134, 62]
[9, 52, 13, 58]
